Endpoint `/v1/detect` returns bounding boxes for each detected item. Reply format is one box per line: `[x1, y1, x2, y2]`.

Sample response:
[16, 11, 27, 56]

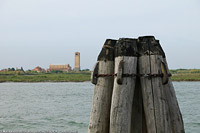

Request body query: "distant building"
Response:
[48, 64, 72, 72]
[32, 66, 46, 73]
[0, 69, 7, 72]
[74, 52, 80, 72]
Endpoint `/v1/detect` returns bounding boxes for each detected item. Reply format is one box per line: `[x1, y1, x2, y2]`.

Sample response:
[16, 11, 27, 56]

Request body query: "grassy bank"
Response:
[171, 73, 200, 81]
[0, 72, 91, 82]
[170, 69, 200, 81]
[0, 69, 200, 82]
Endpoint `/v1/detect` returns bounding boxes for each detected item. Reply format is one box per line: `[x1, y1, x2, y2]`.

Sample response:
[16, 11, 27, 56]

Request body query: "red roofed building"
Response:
[32, 66, 46, 73]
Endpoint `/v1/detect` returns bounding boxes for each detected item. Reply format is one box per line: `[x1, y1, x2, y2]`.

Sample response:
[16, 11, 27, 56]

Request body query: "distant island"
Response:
[0, 51, 93, 82]
[0, 68, 200, 82]
[0, 68, 90, 82]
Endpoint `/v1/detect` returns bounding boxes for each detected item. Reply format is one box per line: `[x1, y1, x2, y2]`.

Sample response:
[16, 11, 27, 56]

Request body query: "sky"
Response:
[0, 0, 200, 70]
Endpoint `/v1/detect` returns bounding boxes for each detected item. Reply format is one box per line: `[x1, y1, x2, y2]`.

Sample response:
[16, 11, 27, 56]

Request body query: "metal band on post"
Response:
[94, 73, 172, 78]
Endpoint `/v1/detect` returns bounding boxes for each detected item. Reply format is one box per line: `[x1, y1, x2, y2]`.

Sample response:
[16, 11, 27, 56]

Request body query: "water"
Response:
[174, 82, 200, 133]
[0, 82, 199, 133]
[0, 82, 93, 133]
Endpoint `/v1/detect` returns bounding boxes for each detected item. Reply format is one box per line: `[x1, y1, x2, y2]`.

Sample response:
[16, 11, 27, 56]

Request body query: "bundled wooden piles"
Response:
[88, 36, 185, 133]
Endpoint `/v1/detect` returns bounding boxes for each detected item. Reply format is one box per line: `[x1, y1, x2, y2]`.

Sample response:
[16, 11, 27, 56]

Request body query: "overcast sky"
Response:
[0, 0, 199, 70]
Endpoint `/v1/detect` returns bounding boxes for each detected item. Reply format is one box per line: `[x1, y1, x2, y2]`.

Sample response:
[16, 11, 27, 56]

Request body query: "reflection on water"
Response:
[0, 82, 199, 133]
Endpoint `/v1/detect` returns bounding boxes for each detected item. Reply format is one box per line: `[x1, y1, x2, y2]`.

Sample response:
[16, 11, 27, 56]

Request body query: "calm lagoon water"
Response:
[0, 82, 199, 133]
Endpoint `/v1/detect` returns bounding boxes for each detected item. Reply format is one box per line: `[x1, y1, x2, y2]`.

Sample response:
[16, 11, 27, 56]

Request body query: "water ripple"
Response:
[0, 82, 199, 133]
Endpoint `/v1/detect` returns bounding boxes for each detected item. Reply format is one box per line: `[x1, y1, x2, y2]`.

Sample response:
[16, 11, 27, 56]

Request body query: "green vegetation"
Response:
[0, 71, 91, 82]
[170, 69, 200, 81]
[0, 69, 200, 82]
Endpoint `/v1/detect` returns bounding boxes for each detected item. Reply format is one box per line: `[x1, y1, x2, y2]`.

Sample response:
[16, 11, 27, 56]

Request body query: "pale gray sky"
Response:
[0, 0, 200, 70]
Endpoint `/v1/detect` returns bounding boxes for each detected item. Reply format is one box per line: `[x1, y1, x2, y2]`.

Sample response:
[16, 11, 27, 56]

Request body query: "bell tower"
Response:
[74, 52, 80, 71]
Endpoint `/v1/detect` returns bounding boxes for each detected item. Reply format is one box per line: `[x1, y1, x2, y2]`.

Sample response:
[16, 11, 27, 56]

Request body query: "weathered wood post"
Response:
[138, 36, 185, 133]
[138, 36, 169, 133]
[160, 43, 185, 133]
[110, 38, 138, 133]
[89, 36, 185, 133]
[88, 39, 116, 133]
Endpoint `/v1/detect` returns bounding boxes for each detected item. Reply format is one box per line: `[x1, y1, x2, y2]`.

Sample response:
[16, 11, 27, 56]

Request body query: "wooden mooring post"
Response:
[110, 38, 138, 133]
[89, 39, 116, 133]
[88, 36, 185, 133]
[162, 53, 185, 133]
[138, 36, 184, 133]
[138, 36, 170, 133]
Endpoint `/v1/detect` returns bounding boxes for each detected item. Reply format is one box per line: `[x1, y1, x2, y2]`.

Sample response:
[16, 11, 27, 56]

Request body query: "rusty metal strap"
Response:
[95, 73, 172, 77]
[139, 73, 172, 77]
[122, 74, 137, 77]
[95, 73, 137, 77]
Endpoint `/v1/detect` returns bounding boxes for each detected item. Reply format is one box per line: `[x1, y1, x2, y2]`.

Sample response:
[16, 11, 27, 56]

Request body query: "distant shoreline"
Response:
[0, 72, 91, 83]
[0, 75, 200, 83]
[1, 80, 200, 83]
[1, 69, 200, 82]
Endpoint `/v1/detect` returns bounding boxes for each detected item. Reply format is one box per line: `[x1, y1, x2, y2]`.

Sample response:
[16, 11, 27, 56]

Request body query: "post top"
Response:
[97, 39, 117, 61]
[138, 36, 156, 42]
[115, 38, 138, 57]
[137, 36, 165, 57]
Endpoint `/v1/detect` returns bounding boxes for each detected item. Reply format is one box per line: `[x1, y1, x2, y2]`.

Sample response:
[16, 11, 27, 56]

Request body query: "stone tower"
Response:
[74, 52, 80, 71]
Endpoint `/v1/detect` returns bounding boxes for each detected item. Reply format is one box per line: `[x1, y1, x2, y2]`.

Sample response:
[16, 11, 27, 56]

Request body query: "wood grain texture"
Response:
[88, 39, 116, 133]
[139, 55, 170, 133]
[110, 56, 137, 133]
[138, 36, 185, 133]
[88, 61, 114, 133]
[150, 55, 170, 132]
[139, 55, 157, 133]
[162, 58, 185, 133]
